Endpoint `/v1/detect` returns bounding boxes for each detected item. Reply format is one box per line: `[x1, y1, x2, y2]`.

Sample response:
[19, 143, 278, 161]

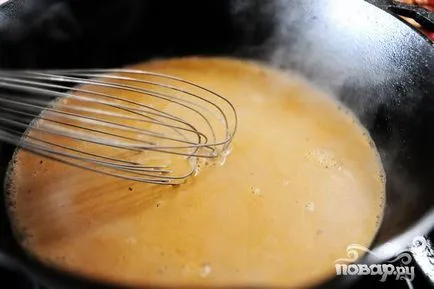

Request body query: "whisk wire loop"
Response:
[0, 69, 237, 184]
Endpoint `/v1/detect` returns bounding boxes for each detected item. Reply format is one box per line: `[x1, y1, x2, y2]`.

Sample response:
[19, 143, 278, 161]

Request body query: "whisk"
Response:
[0, 68, 237, 185]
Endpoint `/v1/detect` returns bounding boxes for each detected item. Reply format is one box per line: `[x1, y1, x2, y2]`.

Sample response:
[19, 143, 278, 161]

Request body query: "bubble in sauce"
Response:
[305, 149, 341, 169]
[305, 202, 315, 212]
[251, 186, 262, 195]
[375, 214, 384, 227]
[183, 262, 212, 278]
[283, 179, 291, 186]
[200, 263, 212, 278]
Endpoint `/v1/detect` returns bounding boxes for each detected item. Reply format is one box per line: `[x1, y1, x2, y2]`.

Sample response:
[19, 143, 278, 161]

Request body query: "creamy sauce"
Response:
[6, 57, 386, 288]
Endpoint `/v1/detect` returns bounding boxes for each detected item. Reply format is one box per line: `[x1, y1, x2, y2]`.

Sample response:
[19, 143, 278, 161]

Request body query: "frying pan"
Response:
[0, 0, 433, 288]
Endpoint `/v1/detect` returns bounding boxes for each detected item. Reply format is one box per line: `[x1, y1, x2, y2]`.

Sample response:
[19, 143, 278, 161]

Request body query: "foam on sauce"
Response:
[6, 57, 386, 288]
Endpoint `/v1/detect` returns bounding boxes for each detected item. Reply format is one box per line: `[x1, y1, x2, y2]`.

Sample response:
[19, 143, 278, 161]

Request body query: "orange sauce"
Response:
[6, 57, 385, 288]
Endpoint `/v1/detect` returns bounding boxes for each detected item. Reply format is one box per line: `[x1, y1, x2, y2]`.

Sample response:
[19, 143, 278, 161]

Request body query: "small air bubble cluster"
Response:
[379, 173, 386, 185]
[305, 202, 315, 212]
[193, 147, 233, 177]
[305, 149, 342, 169]
[250, 186, 261, 195]
[375, 215, 382, 226]
[182, 262, 212, 278]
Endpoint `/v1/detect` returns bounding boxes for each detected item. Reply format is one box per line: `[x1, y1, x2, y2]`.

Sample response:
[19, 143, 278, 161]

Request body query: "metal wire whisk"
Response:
[0, 69, 238, 184]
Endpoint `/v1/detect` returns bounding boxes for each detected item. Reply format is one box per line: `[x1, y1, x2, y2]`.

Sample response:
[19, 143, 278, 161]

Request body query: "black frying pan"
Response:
[0, 0, 433, 288]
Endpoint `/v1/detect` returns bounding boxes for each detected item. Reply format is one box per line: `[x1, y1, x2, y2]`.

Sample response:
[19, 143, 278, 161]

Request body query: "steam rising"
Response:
[229, 0, 433, 244]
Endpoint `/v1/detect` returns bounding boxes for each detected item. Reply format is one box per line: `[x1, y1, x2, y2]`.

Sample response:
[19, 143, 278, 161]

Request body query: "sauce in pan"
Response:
[7, 57, 386, 288]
